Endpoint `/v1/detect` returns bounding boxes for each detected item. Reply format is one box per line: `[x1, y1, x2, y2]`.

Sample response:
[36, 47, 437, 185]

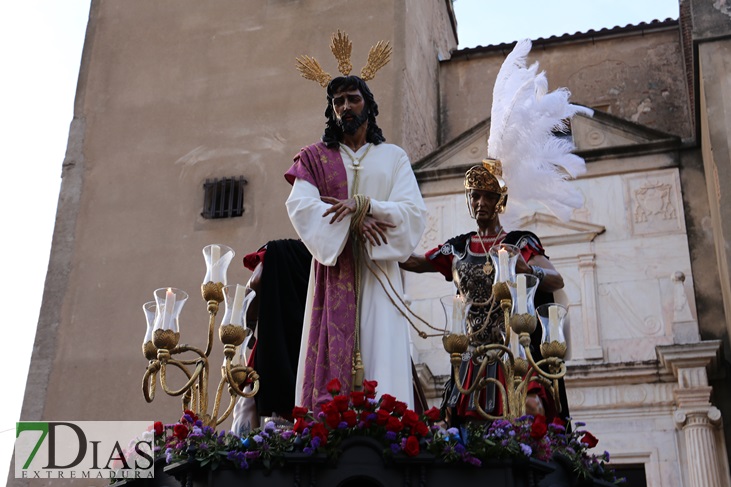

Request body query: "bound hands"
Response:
[321, 196, 395, 246]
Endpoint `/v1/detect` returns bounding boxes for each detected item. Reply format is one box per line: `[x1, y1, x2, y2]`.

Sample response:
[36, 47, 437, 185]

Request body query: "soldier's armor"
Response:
[451, 244, 505, 346]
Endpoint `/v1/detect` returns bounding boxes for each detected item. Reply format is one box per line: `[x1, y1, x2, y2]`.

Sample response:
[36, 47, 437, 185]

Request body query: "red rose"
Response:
[173, 424, 189, 441]
[404, 435, 420, 457]
[363, 380, 378, 398]
[333, 395, 349, 412]
[380, 394, 397, 412]
[153, 421, 164, 436]
[376, 409, 391, 425]
[293, 418, 307, 434]
[424, 406, 441, 422]
[581, 432, 599, 448]
[393, 401, 408, 416]
[386, 416, 404, 433]
[530, 414, 548, 439]
[325, 411, 341, 429]
[321, 400, 339, 415]
[414, 421, 430, 437]
[310, 422, 328, 445]
[342, 410, 358, 427]
[402, 410, 419, 428]
[350, 391, 366, 408]
[326, 378, 342, 395]
[292, 406, 309, 419]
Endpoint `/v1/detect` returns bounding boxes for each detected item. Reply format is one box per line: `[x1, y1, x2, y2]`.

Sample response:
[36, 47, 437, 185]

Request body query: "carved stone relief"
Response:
[625, 170, 684, 236]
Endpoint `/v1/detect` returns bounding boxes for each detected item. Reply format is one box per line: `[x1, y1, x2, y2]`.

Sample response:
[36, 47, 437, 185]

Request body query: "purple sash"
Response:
[285, 142, 357, 412]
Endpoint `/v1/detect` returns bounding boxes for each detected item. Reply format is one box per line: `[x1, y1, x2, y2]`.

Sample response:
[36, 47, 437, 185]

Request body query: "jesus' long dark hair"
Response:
[321, 76, 386, 148]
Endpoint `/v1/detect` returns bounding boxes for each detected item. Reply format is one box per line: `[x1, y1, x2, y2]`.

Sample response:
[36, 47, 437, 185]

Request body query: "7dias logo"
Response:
[15, 421, 155, 479]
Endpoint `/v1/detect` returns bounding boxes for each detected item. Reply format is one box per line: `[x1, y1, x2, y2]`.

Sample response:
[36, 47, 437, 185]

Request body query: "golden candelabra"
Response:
[443, 245, 568, 421]
[140, 244, 259, 427]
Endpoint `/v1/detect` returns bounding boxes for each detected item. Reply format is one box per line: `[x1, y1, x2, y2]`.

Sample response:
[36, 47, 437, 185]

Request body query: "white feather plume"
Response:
[486, 39, 592, 222]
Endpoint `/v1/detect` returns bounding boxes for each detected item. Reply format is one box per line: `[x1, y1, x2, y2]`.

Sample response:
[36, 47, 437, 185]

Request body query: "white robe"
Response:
[286, 143, 426, 407]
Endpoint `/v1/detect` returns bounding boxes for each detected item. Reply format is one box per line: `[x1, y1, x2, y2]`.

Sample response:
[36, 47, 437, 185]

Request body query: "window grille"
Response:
[202, 176, 247, 219]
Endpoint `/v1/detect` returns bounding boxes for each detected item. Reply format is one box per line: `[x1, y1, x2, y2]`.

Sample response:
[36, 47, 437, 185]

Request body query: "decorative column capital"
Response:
[674, 406, 722, 430]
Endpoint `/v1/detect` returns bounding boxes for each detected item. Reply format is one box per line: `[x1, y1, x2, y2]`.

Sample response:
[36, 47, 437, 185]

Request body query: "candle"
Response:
[451, 296, 461, 334]
[163, 288, 176, 330]
[517, 274, 527, 314]
[548, 305, 560, 342]
[498, 248, 509, 281]
[230, 284, 246, 325]
[211, 245, 221, 266]
[510, 330, 521, 358]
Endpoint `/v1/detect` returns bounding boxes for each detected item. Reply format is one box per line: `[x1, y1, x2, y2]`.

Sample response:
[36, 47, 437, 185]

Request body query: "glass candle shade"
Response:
[152, 287, 189, 333]
[508, 273, 539, 315]
[221, 284, 255, 329]
[488, 243, 520, 284]
[142, 301, 157, 344]
[202, 244, 235, 285]
[440, 295, 470, 335]
[536, 303, 567, 344]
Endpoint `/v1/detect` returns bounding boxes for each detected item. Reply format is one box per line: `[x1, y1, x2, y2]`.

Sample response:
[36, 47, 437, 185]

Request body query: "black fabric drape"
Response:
[254, 239, 312, 416]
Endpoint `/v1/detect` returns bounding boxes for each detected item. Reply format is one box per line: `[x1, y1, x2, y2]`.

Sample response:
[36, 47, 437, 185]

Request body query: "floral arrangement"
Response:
[153, 379, 622, 484]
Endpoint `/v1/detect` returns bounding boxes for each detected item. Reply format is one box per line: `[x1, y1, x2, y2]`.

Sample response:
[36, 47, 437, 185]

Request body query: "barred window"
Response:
[202, 176, 247, 219]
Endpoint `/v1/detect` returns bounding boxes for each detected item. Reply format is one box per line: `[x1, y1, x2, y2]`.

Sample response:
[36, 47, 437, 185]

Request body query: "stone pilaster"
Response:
[658, 341, 729, 487]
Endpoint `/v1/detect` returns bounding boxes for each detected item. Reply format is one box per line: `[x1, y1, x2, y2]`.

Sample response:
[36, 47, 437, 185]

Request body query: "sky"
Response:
[0, 0, 679, 480]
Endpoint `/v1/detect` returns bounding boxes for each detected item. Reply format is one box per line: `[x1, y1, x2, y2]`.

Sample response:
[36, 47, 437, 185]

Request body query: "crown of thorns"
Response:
[296, 30, 392, 87]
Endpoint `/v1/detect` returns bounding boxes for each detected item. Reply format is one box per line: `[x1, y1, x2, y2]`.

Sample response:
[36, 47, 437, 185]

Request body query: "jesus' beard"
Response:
[337, 107, 369, 135]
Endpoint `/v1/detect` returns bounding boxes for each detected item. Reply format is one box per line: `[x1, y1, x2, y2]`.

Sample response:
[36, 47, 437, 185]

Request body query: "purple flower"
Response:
[520, 443, 532, 456]
[165, 448, 173, 463]
[253, 435, 263, 444]
[311, 436, 321, 449]
[264, 421, 276, 432]
[454, 443, 465, 454]
[390, 443, 401, 454]
[385, 431, 397, 442]
[337, 422, 348, 429]
[465, 455, 482, 467]
[244, 450, 260, 459]
[281, 430, 294, 440]
[303, 446, 314, 455]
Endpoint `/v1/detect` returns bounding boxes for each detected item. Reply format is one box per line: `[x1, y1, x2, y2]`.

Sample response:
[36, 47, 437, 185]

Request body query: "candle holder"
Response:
[442, 274, 567, 420]
[141, 245, 260, 427]
[439, 295, 470, 363]
[507, 273, 539, 335]
[142, 301, 157, 360]
[537, 303, 568, 359]
[489, 243, 520, 301]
